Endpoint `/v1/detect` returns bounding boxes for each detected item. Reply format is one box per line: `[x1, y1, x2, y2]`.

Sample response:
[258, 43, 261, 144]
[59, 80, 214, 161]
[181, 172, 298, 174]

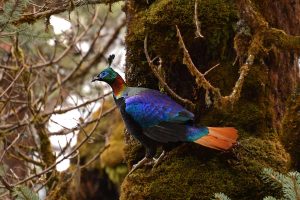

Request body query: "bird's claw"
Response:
[127, 157, 152, 176]
[152, 151, 166, 168]
[144, 158, 156, 166]
[126, 151, 167, 177]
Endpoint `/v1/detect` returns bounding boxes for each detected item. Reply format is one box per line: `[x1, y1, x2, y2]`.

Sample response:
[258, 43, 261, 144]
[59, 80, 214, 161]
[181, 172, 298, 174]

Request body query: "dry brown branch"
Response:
[80, 19, 126, 78]
[11, 0, 121, 25]
[32, 11, 97, 69]
[0, 66, 26, 99]
[10, 150, 45, 167]
[44, 92, 112, 116]
[0, 95, 115, 136]
[0, 176, 12, 192]
[203, 63, 220, 76]
[49, 105, 117, 136]
[144, 36, 196, 110]
[6, 99, 105, 187]
[0, 134, 20, 162]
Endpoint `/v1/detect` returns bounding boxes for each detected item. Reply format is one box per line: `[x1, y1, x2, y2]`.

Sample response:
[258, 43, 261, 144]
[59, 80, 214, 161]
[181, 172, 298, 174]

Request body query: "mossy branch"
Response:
[236, 0, 269, 30]
[237, 0, 300, 51]
[266, 28, 300, 50]
[144, 36, 196, 111]
[176, 25, 252, 108]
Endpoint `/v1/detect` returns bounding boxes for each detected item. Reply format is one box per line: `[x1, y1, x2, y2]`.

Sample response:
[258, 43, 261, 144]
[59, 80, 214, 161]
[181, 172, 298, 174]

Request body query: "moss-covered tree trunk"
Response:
[121, 0, 300, 199]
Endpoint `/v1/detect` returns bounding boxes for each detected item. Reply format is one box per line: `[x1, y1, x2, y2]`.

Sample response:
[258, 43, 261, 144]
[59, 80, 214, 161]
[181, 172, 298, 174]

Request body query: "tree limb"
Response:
[12, 0, 121, 25]
[144, 36, 196, 111]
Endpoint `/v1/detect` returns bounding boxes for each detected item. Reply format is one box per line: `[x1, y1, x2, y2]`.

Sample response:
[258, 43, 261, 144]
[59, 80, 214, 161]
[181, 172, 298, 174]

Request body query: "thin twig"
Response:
[80, 144, 110, 169]
[0, 66, 26, 99]
[0, 134, 21, 162]
[11, 0, 120, 25]
[9, 99, 105, 187]
[0, 176, 12, 192]
[203, 63, 220, 76]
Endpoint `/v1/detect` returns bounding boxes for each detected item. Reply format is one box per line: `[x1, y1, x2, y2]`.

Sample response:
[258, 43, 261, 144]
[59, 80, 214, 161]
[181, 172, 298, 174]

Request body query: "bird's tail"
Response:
[194, 127, 238, 150]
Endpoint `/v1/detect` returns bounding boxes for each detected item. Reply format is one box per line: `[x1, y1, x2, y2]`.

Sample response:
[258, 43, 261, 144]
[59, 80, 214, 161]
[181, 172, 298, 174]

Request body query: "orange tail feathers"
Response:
[194, 127, 238, 150]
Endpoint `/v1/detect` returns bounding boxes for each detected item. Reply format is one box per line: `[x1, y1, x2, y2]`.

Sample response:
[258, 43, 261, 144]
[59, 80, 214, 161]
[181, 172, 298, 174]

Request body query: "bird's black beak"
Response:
[91, 76, 100, 82]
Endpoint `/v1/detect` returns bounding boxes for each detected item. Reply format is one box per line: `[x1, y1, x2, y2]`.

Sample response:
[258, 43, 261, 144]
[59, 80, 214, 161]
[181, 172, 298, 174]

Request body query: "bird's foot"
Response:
[153, 151, 166, 168]
[144, 158, 156, 166]
[127, 157, 152, 176]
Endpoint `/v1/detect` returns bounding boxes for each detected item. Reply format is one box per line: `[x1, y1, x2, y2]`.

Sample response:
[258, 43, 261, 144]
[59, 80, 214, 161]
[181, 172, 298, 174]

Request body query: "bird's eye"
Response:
[100, 71, 108, 78]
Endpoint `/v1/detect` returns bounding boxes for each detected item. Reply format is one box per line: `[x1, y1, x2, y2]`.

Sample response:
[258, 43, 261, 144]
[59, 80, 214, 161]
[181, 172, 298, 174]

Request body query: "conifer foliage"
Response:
[262, 168, 300, 200]
[213, 168, 300, 200]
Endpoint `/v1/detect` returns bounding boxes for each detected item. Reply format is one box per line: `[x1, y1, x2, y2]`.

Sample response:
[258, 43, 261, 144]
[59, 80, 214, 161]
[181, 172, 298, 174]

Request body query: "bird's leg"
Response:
[144, 158, 156, 166]
[127, 157, 152, 176]
[153, 150, 166, 168]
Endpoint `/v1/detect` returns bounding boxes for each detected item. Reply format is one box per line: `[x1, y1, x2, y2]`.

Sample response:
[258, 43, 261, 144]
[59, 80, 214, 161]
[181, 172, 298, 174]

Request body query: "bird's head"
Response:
[92, 54, 118, 84]
[92, 67, 118, 84]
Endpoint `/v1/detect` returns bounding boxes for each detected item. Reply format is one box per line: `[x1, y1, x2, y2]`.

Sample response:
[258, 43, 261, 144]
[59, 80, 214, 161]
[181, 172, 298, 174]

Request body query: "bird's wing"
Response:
[144, 122, 189, 142]
[124, 88, 194, 142]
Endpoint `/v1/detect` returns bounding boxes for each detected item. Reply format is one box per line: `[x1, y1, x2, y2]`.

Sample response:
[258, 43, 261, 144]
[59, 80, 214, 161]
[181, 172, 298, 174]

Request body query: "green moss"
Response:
[121, 138, 289, 200]
[123, 137, 145, 167]
[199, 63, 274, 137]
[145, 0, 194, 26]
[123, 0, 293, 199]
[126, 0, 238, 88]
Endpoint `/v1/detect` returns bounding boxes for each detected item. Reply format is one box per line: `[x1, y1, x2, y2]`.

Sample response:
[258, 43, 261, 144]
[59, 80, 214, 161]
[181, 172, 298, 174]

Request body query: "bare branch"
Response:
[0, 66, 26, 99]
[11, 0, 122, 25]
[203, 63, 220, 76]
[144, 36, 196, 110]
[0, 4, 125, 196]
[0, 134, 21, 162]
[0, 176, 12, 192]
[9, 98, 105, 187]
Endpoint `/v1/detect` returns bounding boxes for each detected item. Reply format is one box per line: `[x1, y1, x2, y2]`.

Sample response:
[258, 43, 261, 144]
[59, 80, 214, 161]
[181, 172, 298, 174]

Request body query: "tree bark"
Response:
[121, 0, 300, 199]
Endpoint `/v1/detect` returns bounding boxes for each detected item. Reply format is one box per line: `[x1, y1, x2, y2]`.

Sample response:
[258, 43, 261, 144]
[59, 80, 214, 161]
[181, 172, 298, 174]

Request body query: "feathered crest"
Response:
[108, 54, 115, 68]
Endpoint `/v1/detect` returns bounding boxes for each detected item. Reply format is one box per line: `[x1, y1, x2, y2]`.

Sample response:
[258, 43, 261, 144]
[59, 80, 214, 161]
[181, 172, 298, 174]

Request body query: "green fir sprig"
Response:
[213, 168, 300, 200]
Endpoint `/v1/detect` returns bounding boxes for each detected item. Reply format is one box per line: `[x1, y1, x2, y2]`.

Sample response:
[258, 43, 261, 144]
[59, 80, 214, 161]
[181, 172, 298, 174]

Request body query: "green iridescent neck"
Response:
[111, 75, 127, 99]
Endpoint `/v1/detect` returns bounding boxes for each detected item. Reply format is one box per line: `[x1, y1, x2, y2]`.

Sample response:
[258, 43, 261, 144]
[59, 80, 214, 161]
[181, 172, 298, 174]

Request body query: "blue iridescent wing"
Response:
[124, 88, 197, 143]
[124, 88, 194, 128]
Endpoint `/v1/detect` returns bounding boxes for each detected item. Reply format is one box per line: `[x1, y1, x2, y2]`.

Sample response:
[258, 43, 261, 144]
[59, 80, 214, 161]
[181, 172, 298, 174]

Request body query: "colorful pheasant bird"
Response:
[92, 55, 238, 175]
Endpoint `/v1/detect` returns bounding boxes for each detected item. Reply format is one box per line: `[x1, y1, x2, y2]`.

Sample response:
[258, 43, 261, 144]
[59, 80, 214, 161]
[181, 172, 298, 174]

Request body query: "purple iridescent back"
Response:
[124, 88, 194, 128]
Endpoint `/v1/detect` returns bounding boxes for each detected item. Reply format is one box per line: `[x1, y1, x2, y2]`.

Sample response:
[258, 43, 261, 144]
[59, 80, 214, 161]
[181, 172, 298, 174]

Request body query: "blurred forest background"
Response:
[0, 0, 299, 200]
[0, 0, 126, 199]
